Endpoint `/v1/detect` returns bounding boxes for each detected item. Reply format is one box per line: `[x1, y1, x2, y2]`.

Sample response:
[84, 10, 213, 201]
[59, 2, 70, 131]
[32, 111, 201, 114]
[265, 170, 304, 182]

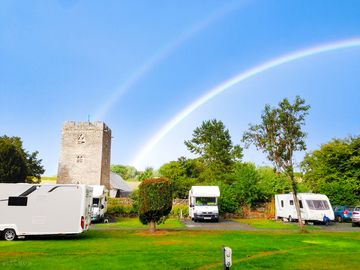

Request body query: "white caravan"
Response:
[0, 184, 93, 241]
[90, 185, 108, 222]
[275, 193, 334, 223]
[189, 186, 220, 222]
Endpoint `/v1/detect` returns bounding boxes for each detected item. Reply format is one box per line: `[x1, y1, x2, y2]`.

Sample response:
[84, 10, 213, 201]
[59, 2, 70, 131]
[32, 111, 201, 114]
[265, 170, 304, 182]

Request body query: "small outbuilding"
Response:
[109, 172, 133, 198]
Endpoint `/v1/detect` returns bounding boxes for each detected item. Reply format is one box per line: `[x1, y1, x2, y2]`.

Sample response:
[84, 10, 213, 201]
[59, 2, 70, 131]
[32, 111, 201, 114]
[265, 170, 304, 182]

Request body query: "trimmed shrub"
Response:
[139, 177, 172, 230]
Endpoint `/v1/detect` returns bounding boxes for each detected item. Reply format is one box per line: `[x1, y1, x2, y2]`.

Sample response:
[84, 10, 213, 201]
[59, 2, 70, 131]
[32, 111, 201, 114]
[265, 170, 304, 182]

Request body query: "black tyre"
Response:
[336, 216, 343, 223]
[3, 229, 16, 241]
[288, 216, 293, 222]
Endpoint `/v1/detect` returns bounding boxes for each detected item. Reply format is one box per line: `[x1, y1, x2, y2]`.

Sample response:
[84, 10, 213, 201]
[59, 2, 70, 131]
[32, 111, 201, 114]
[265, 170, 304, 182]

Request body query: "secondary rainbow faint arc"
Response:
[132, 38, 360, 168]
[94, 1, 246, 120]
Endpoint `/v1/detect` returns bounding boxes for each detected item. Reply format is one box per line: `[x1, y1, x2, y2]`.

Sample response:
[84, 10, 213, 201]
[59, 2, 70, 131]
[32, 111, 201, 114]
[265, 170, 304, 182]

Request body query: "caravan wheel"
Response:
[288, 216, 293, 222]
[4, 229, 16, 241]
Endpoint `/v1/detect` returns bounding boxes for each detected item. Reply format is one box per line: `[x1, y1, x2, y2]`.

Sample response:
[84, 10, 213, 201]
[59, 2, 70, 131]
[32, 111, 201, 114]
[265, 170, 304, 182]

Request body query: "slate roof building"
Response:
[109, 172, 133, 197]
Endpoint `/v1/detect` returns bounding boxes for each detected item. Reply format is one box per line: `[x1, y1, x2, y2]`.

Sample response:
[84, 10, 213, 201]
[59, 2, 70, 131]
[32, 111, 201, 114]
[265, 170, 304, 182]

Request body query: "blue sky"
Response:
[1, 0, 360, 175]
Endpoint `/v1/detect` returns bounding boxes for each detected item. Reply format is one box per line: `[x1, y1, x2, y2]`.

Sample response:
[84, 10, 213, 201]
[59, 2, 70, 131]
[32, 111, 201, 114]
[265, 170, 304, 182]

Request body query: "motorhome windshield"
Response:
[195, 197, 217, 206]
[306, 200, 330, 210]
[93, 198, 99, 205]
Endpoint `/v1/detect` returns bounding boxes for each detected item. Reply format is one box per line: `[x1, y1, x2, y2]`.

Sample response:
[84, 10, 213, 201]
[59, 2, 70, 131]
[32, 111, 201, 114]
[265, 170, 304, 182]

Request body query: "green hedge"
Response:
[106, 198, 137, 217]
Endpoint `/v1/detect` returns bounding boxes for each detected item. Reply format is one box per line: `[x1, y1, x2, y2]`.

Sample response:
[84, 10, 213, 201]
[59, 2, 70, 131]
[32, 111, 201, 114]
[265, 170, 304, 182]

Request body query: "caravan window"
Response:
[290, 200, 294, 205]
[299, 200, 303, 208]
[8, 196, 28, 206]
[281, 200, 284, 207]
[195, 197, 217, 206]
[306, 200, 330, 210]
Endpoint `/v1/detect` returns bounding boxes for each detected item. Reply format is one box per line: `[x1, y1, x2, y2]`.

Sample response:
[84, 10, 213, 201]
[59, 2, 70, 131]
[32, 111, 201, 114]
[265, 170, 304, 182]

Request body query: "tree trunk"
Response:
[292, 192, 305, 232]
[149, 221, 156, 233]
[286, 163, 306, 232]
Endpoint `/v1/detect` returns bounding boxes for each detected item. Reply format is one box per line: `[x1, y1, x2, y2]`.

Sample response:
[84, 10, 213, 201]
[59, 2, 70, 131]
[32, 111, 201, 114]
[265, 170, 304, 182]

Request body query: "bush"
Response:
[218, 184, 239, 213]
[107, 198, 137, 217]
[107, 204, 135, 216]
[139, 178, 172, 230]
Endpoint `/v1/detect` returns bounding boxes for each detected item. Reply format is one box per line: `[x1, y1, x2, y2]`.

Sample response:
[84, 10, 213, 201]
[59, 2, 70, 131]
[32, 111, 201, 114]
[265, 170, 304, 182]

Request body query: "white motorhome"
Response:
[90, 185, 108, 222]
[0, 184, 93, 241]
[189, 186, 220, 222]
[275, 193, 334, 223]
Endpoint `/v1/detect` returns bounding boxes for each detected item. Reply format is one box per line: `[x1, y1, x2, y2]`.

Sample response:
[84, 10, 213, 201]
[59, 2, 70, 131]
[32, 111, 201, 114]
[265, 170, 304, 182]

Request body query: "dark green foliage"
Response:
[139, 178, 173, 225]
[257, 167, 292, 200]
[130, 189, 140, 214]
[26, 151, 45, 183]
[185, 119, 242, 182]
[302, 136, 360, 205]
[232, 163, 266, 207]
[111, 164, 138, 181]
[159, 157, 203, 198]
[0, 140, 27, 183]
[137, 167, 155, 182]
[218, 184, 239, 213]
[0, 136, 44, 183]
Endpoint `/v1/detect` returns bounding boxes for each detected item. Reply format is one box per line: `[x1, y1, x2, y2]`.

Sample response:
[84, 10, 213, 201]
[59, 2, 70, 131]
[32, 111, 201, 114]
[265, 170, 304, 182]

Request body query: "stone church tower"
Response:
[57, 121, 111, 189]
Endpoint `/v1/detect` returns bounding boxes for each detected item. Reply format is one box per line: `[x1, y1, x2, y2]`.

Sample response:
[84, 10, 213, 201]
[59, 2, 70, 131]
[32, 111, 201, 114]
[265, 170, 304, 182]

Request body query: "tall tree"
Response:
[111, 164, 138, 180]
[184, 119, 242, 181]
[137, 167, 156, 182]
[159, 157, 203, 198]
[0, 140, 28, 183]
[0, 136, 44, 183]
[242, 96, 310, 231]
[301, 136, 360, 206]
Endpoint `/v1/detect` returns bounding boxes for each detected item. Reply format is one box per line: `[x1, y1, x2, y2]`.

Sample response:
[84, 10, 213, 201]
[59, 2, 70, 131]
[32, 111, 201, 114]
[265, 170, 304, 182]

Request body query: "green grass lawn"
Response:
[233, 218, 321, 230]
[0, 222, 359, 269]
[97, 218, 185, 229]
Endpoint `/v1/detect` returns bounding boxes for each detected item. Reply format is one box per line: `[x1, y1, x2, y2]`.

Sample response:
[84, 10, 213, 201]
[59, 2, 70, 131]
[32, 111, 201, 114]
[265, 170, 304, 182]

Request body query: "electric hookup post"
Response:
[222, 245, 232, 270]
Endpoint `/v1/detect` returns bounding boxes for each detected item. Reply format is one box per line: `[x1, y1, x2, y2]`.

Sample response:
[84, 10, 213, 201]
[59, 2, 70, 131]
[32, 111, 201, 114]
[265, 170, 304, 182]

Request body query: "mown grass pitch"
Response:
[0, 219, 359, 269]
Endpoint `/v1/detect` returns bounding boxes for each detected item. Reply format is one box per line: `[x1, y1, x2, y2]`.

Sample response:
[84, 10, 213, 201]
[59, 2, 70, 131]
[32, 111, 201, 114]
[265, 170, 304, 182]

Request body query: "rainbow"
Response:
[131, 38, 360, 168]
[94, 1, 245, 120]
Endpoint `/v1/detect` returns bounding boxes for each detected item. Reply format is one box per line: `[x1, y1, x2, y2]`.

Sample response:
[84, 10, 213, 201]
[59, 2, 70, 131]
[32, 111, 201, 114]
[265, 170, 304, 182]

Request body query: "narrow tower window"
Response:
[77, 134, 86, 144]
[76, 155, 84, 163]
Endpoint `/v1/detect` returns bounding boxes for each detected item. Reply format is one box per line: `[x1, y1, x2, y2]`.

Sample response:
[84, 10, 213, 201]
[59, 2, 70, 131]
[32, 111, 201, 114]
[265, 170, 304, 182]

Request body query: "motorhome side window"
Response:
[299, 200, 303, 208]
[290, 200, 294, 205]
[195, 197, 216, 206]
[281, 200, 284, 207]
[306, 200, 330, 210]
[8, 196, 28, 206]
[92, 198, 100, 205]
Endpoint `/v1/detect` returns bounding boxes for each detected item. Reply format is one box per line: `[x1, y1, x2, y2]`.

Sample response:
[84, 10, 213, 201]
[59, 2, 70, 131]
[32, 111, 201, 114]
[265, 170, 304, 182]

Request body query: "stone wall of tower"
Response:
[57, 121, 111, 189]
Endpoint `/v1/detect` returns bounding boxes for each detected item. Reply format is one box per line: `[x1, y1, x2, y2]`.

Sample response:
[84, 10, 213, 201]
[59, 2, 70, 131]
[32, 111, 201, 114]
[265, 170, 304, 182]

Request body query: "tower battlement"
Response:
[57, 121, 112, 189]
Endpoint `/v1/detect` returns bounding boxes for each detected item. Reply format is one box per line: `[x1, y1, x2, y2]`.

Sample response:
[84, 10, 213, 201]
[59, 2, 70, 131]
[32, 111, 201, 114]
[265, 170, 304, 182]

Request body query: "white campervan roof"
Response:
[89, 185, 106, 198]
[190, 186, 220, 197]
